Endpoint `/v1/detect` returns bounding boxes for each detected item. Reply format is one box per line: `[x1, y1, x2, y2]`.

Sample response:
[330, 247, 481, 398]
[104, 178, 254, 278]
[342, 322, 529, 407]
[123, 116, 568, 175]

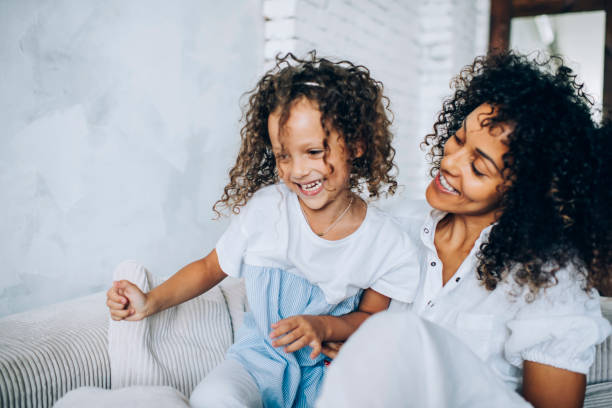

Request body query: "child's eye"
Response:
[308, 149, 324, 157]
[471, 162, 485, 177]
[453, 134, 464, 145]
[275, 153, 289, 161]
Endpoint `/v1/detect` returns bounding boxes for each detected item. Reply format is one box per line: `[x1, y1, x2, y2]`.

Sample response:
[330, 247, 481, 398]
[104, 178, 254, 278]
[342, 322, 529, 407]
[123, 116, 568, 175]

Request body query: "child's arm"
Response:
[106, 249, 227, 321]
[269, 288, 389, 359]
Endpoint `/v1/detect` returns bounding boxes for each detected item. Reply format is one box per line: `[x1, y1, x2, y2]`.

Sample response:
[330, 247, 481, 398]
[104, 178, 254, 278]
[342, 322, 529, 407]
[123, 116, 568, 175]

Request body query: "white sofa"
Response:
[1, 276, 611, 407]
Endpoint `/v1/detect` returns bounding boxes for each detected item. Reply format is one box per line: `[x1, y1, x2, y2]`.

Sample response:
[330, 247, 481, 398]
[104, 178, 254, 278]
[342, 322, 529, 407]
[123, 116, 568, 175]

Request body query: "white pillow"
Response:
[218, 274, 248, 339]
[108, 260, 233, 397]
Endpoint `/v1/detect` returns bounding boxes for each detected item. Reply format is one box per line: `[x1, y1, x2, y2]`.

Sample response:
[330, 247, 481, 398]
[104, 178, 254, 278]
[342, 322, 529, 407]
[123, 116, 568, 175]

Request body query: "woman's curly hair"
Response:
[423, 51, 611, 295]
[213, 51, 397, 216]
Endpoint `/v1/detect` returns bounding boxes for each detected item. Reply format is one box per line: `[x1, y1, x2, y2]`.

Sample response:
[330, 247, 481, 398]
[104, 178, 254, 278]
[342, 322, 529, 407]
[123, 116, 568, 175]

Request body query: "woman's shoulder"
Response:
[507, 263, 602, 315]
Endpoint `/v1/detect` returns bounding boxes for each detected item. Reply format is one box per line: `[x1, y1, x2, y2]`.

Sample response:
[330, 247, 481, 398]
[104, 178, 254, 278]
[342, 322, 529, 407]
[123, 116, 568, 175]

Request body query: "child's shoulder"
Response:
[368, 199, 431, 240]
[251, 183, 284, 198]
[242, 183, 291, 212]
[381, 197, 431, 219]
[367, 197, 431, 229]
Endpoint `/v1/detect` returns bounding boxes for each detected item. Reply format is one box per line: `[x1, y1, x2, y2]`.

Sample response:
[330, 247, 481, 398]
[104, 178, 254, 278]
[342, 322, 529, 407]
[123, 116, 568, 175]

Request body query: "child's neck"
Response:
[299, 193, 367, 241]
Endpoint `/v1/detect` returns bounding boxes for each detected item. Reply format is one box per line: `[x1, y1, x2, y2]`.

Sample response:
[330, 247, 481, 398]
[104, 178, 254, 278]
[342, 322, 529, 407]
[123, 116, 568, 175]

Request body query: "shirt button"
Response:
[424, 228, 429, 233]
[430, 261, 436, 267]
[455, 277, 461, 282]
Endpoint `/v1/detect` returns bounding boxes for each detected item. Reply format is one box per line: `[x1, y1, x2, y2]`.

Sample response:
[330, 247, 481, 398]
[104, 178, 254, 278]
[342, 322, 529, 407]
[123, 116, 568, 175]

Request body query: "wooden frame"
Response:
[489, 0, 612, 114]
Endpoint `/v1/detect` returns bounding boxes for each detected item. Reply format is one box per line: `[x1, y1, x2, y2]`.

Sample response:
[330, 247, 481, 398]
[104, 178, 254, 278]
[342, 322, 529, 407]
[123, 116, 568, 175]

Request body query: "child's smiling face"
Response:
[268, 98, 355, 213]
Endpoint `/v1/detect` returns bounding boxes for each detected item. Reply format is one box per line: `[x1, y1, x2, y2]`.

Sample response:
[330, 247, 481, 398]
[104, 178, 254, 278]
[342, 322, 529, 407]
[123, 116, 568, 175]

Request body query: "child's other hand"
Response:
[106, 280, 148, 321]
[270, 315, 327, 359]
[321, 341, 344, 359]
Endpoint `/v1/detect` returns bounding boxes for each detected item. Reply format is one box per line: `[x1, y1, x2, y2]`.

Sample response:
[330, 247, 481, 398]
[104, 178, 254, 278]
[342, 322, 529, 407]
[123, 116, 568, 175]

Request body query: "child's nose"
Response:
[291, 157, 310, 178]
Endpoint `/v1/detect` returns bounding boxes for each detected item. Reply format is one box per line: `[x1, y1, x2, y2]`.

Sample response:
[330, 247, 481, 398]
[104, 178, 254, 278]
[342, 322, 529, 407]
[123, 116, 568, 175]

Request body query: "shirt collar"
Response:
[420, 209, 495, 251]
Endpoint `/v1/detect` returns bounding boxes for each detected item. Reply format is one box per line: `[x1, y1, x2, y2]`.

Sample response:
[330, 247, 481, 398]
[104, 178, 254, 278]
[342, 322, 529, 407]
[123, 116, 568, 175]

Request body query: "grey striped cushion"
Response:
[108, 261, 233, 397]
[0, 292, 110, 408]
[584, 382, 612, 408]
[588, 297, 612, 385]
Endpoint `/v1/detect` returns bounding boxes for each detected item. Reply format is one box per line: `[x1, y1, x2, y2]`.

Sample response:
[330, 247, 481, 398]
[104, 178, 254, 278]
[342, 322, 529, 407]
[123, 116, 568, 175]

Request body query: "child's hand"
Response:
[106, 280, 148, 321]
[270, 315, 328, 359]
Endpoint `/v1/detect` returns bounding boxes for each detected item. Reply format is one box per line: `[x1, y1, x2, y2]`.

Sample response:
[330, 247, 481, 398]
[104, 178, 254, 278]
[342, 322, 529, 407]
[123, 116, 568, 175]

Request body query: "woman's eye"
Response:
[471, 163, 485, 177]
[453, 134, 463, 145]
[308, 150, 324, 156]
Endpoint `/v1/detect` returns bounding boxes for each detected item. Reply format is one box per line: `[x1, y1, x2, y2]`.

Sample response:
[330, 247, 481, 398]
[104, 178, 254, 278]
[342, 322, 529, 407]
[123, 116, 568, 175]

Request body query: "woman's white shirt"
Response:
[389, 200, 611, 390]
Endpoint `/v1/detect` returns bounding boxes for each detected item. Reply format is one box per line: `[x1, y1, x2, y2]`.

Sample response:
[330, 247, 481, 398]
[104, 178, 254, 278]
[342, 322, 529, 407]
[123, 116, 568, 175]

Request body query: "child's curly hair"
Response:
[423, 51, 611, 295]
[214, 51, 397, 216]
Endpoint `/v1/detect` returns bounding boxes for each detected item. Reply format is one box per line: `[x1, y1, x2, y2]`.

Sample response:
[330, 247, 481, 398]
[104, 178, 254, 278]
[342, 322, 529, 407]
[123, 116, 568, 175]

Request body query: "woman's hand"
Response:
[321, 341, 344, 359]
[270, 315, 328, 359]
[106, 280, 149, 321]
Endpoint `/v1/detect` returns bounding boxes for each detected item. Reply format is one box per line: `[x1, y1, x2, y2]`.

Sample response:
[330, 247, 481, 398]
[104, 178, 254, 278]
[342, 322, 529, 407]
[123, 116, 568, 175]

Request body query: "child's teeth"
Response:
[302, 180, 321, 191]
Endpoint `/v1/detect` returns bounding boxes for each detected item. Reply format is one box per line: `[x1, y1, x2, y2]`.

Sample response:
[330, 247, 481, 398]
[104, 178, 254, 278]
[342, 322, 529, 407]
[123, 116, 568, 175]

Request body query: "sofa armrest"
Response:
[0, 292, 110, 408]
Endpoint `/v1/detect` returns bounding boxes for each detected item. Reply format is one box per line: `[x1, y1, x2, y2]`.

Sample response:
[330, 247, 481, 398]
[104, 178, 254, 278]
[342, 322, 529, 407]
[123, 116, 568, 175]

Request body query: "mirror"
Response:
[510, 11, 605, 116]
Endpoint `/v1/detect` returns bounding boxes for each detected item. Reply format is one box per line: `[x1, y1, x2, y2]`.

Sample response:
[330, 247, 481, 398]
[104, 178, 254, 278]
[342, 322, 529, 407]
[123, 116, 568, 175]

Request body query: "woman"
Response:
[316, 52, 611, 408]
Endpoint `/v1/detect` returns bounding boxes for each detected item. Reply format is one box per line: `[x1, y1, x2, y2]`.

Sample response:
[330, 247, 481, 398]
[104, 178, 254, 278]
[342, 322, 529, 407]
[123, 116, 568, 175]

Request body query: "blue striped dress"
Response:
[226, 266, 360, 407]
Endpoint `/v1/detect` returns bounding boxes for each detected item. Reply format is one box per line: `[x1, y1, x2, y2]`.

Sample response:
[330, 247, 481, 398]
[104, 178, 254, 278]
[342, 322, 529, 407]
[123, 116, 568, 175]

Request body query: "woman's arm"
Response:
[522, 360, 586, 408]
[269, 288, 390, 358]
[107, 249, 227, 320]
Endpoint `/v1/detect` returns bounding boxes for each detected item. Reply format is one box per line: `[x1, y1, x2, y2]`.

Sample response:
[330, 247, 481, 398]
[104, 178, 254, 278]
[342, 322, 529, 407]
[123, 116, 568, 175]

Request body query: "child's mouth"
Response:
[297, 179, 324, 196]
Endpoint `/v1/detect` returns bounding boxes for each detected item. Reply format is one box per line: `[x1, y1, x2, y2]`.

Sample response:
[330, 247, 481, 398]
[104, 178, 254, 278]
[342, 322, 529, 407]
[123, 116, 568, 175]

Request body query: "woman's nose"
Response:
[441, 148, 465, 176]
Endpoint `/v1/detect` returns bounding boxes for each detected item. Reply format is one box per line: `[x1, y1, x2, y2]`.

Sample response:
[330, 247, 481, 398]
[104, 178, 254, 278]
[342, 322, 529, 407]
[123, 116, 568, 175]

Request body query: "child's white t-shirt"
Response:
[216, 183, 420, 304]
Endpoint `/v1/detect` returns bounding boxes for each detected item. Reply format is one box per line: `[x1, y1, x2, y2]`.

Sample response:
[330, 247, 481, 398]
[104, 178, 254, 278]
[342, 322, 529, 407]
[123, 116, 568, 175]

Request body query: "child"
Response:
[106, 52, 420, 407]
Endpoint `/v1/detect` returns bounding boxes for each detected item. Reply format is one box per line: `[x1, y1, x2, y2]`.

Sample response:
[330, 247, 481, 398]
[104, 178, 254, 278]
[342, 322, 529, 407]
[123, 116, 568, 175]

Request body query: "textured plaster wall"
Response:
[1, 0, 490, 317]
[0, 0, 264, 316]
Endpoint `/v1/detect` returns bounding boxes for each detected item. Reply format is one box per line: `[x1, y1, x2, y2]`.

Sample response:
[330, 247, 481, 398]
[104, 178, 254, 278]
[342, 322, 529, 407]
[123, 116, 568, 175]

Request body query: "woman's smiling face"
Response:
[425, 103, 512, 221]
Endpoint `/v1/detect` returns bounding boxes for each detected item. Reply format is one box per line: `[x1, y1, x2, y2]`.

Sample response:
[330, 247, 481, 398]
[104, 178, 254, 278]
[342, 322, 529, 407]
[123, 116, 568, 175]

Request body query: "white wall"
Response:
[416, 0, 490, 186]
[0, 0, 264, 316]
